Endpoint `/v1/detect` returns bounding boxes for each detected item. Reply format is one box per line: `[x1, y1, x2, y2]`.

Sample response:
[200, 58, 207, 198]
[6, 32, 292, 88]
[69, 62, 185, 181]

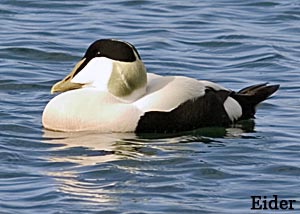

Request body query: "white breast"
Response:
[42, 88, 142, 132]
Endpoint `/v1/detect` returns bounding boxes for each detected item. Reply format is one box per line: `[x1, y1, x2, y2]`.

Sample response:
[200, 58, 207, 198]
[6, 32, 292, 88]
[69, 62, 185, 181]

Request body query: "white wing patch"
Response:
[199, 80, 242, 121]
[223, 97, 242, 121]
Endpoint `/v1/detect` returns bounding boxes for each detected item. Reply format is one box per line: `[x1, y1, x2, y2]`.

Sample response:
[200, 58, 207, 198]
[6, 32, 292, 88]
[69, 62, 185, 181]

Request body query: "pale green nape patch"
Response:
[108, 60, 147, 98]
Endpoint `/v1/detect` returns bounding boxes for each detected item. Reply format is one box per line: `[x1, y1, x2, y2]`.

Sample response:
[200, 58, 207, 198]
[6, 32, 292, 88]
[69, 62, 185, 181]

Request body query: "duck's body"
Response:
[42, 39, 279, 133]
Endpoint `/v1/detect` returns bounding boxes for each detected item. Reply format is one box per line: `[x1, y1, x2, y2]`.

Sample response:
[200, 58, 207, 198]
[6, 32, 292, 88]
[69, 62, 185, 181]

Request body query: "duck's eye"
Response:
[96, 51, 101, 56]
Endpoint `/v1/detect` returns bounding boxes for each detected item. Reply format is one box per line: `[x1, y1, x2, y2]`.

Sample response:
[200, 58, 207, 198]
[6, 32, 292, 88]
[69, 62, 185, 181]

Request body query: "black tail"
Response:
[230, 83, 279, 120]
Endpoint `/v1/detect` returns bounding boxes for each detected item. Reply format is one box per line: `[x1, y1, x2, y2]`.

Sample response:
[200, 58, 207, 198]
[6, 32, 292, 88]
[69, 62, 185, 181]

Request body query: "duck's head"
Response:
[51, 39, 147, 102]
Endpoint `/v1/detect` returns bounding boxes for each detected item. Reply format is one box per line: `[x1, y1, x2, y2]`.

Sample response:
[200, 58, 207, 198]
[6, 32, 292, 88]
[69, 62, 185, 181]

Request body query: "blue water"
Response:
[1, 0, 300, 213]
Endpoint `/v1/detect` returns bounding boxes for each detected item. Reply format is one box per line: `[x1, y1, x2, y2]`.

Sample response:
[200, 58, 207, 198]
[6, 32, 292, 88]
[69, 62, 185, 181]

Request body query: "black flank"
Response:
[136, 88, 231, 133]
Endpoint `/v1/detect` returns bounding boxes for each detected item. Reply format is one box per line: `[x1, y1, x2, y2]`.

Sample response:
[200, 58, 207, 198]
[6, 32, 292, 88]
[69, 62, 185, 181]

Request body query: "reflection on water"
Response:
[42, 131, 136, 204]
[43, 130, 130, 165]
[43, 120, 254, 163]
[42, 120, 255, 166]
[136, 120, 255, 140]
[41, 122, 254, 204]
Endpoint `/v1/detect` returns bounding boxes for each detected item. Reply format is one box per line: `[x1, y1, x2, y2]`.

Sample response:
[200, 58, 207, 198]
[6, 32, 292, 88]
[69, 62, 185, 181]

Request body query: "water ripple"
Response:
[0, 47, 76, 62]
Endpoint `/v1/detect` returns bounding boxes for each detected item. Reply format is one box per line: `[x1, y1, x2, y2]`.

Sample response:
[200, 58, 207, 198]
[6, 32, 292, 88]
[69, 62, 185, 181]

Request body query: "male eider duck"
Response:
[42, 39, 279, 133]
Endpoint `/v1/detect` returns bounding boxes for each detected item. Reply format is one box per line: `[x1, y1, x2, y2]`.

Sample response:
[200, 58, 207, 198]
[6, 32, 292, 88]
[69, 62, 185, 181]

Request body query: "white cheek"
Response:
[71, 57, 113, 90]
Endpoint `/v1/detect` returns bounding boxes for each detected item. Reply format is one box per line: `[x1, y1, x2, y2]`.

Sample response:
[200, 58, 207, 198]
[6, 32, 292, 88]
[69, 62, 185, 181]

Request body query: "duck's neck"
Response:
[107, 59, 147, 103]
